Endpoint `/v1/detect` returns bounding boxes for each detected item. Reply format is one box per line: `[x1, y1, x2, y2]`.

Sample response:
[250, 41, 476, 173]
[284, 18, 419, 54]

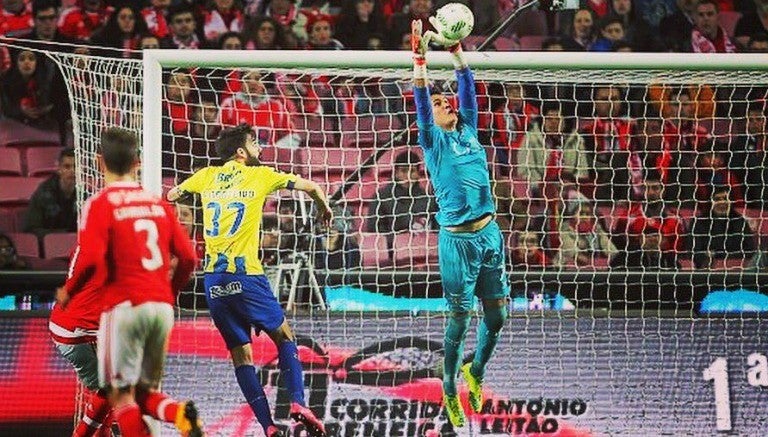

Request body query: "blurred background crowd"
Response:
[1, 0, 767, 276]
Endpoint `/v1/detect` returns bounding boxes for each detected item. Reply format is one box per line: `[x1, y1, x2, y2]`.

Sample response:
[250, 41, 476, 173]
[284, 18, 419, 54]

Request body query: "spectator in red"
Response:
[335, 0, 386, 49]
[587, 0, 611, 17]
[165, 71, 195, 136]
[218, 70, 298, 148]
[581, 85, 634, 202]
[511, 229, 550, 268]
[176, 200, 206, 262]
[692, 186, 756, 269]
[517, 103, 589, 199]
[560, 8, 596, 50]
[660, 0, 698, 51]
[160, 3, 203, 49]
[0, 0, 33, 36]
[490, 82, 539, 175]
[277, 73, 322, 115]
[388, 0, 432, 49]
[305, 11, 343, 49]
[202, 0, 245, 46]
[0, 49, 58, 130]
[141, 0, 171, 39]
[614, 169, 685, 267]
[91, 5, 148, 57]
[58, 0, 113, 41]
[690, 0, 736, 52]
[243, 16, 286, 49]
[379, 0, 406, 21]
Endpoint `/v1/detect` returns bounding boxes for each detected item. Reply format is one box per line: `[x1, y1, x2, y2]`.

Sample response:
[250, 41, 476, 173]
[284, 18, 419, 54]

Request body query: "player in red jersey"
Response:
[56, 127, 201, 437]
[50, 255, 112, 437]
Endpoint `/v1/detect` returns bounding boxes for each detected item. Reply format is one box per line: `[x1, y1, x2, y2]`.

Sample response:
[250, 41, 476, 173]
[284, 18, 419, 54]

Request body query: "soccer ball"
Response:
[434, 3, 474, 42]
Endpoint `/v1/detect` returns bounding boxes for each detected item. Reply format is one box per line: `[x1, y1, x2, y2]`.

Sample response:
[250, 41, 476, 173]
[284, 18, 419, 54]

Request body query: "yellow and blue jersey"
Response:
[178, 160, 297, 275]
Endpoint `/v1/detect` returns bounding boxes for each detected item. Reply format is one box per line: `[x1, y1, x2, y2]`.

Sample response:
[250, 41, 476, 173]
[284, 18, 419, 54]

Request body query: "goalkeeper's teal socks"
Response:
[443, 312, 470, 396]
[471, 304, 508, 380]
[278, 341, 306, 405]
[235, 364, 274, 433]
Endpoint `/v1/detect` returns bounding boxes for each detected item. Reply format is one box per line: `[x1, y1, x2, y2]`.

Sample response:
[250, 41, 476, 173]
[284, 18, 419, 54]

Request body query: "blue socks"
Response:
[443, 312, 470, 396]
[235, 364, 273, 433]
[278, 341, 306, 405]
[471, 304, 508, 380]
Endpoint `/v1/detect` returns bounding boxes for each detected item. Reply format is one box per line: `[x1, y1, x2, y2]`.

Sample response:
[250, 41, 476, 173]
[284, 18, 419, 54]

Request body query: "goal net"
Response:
[44, 49, 768, 435]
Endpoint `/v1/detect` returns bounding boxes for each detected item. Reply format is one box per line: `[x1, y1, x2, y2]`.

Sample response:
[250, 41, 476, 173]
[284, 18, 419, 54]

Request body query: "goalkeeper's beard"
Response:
[244, 149, 260, 166]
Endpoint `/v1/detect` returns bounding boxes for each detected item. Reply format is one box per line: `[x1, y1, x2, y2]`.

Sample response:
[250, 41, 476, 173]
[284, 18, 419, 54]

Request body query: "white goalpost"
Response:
[29, 47, 768, 435]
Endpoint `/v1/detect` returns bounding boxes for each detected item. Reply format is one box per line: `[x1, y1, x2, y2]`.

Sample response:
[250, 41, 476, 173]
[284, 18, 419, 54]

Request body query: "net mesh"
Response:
[44, 50, 768, 435]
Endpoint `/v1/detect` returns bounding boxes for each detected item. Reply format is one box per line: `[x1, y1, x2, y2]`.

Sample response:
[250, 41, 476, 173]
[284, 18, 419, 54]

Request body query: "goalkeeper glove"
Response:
[412, 20, 428, 80]
[426, 17, 467, 69]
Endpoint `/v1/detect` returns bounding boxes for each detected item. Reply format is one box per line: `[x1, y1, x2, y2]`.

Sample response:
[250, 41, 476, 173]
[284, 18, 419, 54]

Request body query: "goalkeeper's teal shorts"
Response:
[438, 219, 510, 312]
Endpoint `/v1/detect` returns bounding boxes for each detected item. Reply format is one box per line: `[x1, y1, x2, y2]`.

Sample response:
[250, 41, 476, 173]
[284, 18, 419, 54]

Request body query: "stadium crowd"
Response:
[1, 0, 768, 274]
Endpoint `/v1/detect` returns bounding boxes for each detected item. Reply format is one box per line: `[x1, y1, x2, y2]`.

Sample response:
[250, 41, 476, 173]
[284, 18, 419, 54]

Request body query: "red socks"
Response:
[113, 403, 150, 437]
[135, 390, 180, 423]
[73, 389, 111, 437]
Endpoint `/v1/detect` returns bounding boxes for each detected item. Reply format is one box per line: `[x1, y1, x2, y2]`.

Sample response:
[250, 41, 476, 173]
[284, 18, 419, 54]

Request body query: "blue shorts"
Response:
[438, 220, 510, 313]
[204, 273, 284, 350]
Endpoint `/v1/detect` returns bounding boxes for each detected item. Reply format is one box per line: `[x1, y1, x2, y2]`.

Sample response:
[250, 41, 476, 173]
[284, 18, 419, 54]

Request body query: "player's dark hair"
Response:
[100, 127, 138, 175]
[215, 123, 252, 161]
[58, 147, 75, 163]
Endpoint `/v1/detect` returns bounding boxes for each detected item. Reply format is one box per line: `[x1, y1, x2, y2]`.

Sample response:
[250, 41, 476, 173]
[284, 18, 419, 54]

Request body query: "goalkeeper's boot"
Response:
[175, 401, 204, 437]
[289, 402, 326, 437]
[461, 362, 483, 413]
[443, 394, 466, 428]
[266, 425, 285, 437]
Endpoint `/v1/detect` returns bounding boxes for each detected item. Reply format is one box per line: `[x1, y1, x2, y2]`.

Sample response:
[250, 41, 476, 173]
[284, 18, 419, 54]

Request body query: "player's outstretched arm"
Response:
[424, 20, 476, 121]
[293, 177, 333, 229]
[412, 19, 436, 143]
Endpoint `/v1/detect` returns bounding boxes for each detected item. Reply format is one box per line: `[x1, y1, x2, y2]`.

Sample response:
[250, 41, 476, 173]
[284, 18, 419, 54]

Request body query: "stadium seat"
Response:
[25, 146, 61, 177]
[259, 147, 302, 174]
[299, 147, 370, 181]
[0, 176, 44, 206]
[518, 36, 545, 51]
[718, 11, 741, 38]
[7, 232, 39, 258]
[43, 232, 76, 259]
[0, 118, 59, 148]
[339, 116, 394, 148]
[292, 115, 337, 147]
[357, 232, 391, 268]
[0, 148, 23, 175]
[495, 36, 520, 51]
[0, 208, 17, 232]
[393, 231, 439, 269]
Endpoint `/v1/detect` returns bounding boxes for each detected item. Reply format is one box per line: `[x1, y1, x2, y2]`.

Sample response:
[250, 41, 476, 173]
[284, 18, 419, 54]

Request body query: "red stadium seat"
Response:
[511, 9, 548, 36]
[0, 148, 23, 175]
[0, 118, 59, 148]
[493, 36, 520, 52]
[299, 147, 371, 181]
[518, 36, 545, 51]
[0, 208, 17, 232]
[7, 232, 39, 258]
[292, 115, 337, 147]
[0, 176, 44, 206]
[392, 231, 439, 269]
[43, 232, 76, 259]
[25, 146, 61, 177]
[357, 232, 391, 268]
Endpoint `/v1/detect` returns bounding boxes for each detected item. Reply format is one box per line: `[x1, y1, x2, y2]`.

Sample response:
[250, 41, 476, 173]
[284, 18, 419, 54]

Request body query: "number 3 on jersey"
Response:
[134, 219, 163, 271]
[206, 201, 245, 237]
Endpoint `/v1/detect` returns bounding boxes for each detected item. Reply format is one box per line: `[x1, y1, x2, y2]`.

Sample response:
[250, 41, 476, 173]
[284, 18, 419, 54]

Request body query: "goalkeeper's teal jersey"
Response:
[414, 68, 495, 227]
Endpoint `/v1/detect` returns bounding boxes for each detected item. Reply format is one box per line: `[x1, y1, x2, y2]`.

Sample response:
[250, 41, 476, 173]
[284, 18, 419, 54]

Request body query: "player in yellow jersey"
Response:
[167, 124, 331, 437]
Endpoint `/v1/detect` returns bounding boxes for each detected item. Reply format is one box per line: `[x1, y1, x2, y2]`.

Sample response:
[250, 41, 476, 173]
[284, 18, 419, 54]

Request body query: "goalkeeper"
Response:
[410, 19, 510, 427]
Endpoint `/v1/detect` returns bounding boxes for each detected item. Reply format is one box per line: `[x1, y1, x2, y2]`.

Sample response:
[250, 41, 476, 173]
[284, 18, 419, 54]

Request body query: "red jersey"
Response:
[49, 258, 105, 345]
[65, 182, 197, 310]
[0, 6, 33, 36]
[619, 203, 685, 254]
[58, 6, 112, 40]
[219, 94, 293, 145]
[492, 101, 539, 151]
